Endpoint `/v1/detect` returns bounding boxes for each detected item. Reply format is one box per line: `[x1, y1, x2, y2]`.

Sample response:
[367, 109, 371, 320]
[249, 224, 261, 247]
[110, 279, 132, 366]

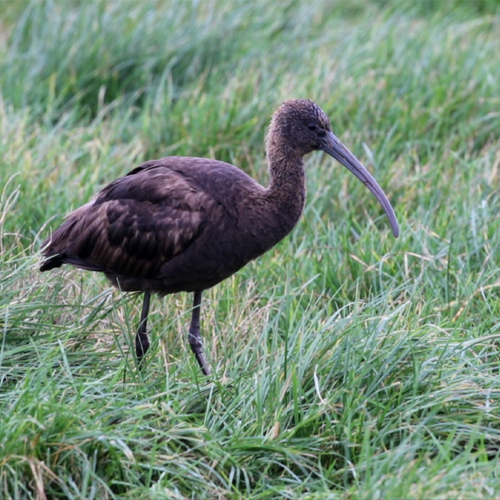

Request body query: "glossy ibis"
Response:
[40, 99, 399, 375]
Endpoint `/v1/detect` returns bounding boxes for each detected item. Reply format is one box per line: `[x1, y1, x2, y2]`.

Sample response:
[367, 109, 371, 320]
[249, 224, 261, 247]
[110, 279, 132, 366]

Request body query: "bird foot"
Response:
[188, 335, 211, 376]
[135, 332, 150, 364]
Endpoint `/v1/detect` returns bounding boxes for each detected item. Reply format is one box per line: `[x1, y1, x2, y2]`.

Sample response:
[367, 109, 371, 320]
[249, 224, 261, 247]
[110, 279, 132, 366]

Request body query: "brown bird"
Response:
[40, 99, 399, 375]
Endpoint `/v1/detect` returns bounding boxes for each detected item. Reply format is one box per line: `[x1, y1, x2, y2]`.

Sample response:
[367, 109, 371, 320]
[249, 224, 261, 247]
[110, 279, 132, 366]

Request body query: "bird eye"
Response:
[308, 123, 326, 138]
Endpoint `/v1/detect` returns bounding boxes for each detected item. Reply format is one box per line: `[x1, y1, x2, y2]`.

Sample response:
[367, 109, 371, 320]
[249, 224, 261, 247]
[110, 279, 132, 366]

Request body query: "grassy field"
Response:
[1, 0, 500, 498]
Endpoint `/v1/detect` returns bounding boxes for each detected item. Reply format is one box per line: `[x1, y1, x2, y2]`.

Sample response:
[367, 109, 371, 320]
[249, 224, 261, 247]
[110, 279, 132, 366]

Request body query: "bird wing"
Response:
[41, 166, 216, 278]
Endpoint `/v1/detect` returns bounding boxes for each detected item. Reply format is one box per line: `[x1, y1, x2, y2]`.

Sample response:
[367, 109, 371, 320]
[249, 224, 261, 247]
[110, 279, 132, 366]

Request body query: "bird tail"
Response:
[40, 252, 64, 272]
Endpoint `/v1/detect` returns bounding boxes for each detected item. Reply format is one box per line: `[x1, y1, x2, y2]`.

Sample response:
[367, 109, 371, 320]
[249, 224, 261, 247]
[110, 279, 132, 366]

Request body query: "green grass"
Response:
[1, 0, 500, 498]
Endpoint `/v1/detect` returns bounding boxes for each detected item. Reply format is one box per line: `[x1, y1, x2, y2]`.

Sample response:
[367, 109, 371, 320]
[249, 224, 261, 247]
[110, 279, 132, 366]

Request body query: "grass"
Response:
[1, 0, 500, 498]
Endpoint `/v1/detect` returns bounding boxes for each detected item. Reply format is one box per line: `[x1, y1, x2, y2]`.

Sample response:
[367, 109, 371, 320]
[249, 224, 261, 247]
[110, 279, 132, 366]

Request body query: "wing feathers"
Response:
[41, 166, 214, 278]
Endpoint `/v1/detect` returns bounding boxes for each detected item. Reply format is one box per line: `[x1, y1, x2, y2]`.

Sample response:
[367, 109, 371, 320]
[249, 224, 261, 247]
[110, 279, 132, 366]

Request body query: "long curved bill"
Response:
[321, 131, 399, 238]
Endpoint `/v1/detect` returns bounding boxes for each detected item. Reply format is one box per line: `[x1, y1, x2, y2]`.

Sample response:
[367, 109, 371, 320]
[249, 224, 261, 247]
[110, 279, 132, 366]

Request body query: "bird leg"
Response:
[135, 291, 151, 363]
[189, 291, 210, 376]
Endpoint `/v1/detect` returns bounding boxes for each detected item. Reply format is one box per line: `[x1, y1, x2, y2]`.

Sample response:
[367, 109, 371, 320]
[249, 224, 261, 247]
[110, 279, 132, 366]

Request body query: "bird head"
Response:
[268, 99, 400, 238]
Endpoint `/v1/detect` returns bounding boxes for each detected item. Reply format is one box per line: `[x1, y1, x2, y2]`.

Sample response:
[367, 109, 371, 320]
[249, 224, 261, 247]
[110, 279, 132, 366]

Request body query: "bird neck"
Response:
[265, 143, 307, 236]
